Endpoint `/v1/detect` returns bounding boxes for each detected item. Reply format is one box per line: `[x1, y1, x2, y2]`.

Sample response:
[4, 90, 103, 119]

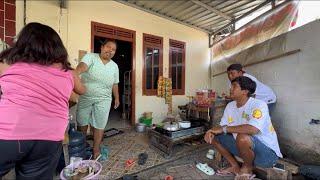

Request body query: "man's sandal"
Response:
[196, 163, 215, 176]
[216, 169, 235, 176]
[235, 173, 256, 180]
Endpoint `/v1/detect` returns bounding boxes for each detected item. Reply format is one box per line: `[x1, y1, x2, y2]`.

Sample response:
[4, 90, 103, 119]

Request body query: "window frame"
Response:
[169, 39, 186, 95]
[142, 33, 163, 96]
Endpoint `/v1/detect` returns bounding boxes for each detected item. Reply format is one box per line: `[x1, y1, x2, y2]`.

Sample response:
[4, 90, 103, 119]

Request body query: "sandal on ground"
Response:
[196, 163, 215, 176]
[138, 153, 148, 165]
[122, 175, 138, 180]
[235, 173, 256, 180]
[216, 168, 235, 176]
[125, 159, 135, 169]
[99, 145, 109, 161]
[206, 149, 215, 159]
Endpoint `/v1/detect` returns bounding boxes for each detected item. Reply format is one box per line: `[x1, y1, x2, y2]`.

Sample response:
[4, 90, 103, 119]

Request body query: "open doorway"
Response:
[93, 36, 133, 129]
[91, 21, 136, 127]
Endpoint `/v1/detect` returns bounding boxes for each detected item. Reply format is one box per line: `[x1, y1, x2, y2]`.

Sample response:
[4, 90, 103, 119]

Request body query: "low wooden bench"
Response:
[214, 151, 299, 180]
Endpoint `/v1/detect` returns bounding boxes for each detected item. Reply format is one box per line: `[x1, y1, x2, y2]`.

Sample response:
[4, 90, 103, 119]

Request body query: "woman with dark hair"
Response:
[75, 39, 120, 159]
[0, 22, 86, 179]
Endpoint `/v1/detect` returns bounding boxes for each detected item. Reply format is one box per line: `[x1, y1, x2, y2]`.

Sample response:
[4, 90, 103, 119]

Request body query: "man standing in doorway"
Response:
[204, 76, 282, 179]
[76, 39, 120, 159]
[226, 64, 276, 110]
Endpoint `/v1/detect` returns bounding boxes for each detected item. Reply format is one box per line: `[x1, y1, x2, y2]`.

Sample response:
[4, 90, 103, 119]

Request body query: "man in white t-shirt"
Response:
[204, 76, 282, 179]
[226, 64, 276, 106]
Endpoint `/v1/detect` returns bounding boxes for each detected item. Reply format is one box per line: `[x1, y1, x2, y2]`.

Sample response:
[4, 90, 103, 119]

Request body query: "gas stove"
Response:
[148, 118, 208, 158]
[154, 119, 207, 139]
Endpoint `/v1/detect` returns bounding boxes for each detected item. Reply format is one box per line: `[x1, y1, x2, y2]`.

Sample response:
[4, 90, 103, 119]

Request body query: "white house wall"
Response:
[16, 1, 210, 123]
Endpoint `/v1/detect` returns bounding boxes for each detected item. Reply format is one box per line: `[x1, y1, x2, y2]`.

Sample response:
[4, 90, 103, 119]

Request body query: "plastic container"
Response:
[68, 143, 86, 154]
[68, 124, 85, 147]
[68, 123, 86, 159]
[139, 117, 152, 126]
[144, 112, 153, 119]
[60, 160, 102, 180]
[195, 89, 216, 107]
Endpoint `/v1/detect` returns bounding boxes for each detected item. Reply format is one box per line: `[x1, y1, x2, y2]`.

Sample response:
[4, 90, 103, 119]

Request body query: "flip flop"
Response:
[196, 163, 215, 176]
[138, 153, 148, 165]
[206, 149, 215, 159]
[122, 175, 138, 180]
[216, 168, 235, 176]
[216, 171, 234, 176]
[125, 159, 135, 169]
[164, 175, 174, 180]
[99, 145, 109, 161]
[235, 173, 256, 180]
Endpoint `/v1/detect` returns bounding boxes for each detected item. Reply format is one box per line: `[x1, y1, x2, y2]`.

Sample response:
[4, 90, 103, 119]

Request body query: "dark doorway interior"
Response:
[94, 36, 132, 128]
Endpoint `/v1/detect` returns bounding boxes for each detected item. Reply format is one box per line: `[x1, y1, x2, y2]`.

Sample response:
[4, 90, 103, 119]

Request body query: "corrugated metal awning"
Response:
[116, 0, 273, 34]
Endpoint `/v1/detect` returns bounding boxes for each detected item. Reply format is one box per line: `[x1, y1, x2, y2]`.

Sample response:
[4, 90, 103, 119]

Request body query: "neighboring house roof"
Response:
[117, 0, 272, 34]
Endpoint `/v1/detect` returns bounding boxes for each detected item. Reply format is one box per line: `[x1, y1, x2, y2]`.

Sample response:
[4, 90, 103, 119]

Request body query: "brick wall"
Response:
[0, 0, 15, 46]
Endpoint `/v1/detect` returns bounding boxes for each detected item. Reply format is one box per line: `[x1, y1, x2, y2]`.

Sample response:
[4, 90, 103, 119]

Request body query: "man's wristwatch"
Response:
[222, 126, 227, 134]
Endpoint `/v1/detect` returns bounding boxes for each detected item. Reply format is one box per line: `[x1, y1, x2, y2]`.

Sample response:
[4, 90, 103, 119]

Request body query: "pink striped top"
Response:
[0, 63, 74, 141]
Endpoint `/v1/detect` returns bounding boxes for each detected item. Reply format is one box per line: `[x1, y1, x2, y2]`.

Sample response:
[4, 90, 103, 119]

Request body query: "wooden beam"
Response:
[191, 0, 233, 21]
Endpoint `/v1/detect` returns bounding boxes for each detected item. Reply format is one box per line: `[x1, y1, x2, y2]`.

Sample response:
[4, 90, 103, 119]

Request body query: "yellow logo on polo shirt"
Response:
[269, 124, 275, 133]
[252, 109, 262, 119]
[242, 111, 249, 121]
[228, 116, 233, 123]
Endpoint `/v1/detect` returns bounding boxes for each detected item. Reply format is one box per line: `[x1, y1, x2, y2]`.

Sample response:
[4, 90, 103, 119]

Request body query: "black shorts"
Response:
[0, 140, 62, 180]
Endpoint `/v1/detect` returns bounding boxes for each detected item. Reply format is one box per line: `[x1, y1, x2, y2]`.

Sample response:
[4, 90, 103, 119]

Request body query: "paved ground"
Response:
[7, 127, 296, 180]
[131, 147, 238, 180]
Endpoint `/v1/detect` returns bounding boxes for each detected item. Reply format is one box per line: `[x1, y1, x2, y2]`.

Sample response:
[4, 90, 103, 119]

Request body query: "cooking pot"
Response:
[136, 123, 146, 133]
[178, 121, 191, 128]
[163, 121, 180, 131]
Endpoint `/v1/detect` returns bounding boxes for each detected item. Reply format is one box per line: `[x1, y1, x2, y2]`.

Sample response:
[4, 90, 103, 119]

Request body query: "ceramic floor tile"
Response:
[97, 128, 208, 179]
